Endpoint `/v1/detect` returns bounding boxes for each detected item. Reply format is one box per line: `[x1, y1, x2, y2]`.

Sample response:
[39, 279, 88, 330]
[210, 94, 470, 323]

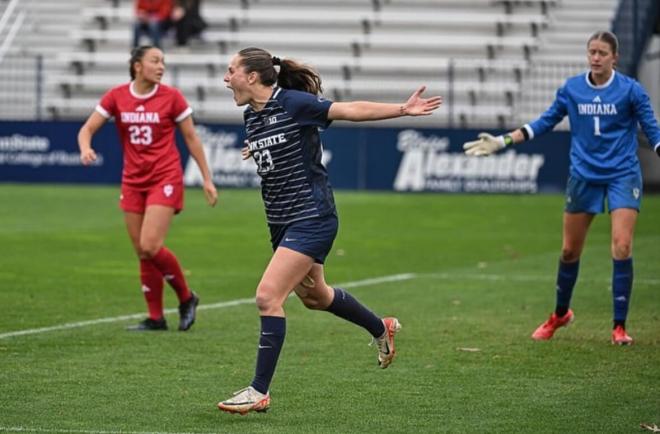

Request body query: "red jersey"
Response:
[96, 82, 192, 188]
[135, 0, 173, 21]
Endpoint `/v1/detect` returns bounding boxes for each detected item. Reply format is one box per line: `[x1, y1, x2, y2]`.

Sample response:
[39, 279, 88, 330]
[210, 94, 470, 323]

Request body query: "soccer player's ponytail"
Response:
[238, 47, 323, 95]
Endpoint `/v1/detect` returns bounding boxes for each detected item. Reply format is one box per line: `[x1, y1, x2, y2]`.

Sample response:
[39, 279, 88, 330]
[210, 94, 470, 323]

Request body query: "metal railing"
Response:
[0, 0, 26, 64]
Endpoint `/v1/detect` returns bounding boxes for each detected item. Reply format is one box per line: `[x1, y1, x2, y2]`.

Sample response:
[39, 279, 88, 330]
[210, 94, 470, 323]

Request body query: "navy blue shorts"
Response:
[565, 173, 642, 214]
[269, 214, 339, 264]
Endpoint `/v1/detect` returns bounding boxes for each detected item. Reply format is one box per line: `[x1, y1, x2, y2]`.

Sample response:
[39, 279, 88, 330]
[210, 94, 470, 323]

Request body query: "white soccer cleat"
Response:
[217, 386, 270, 415]
[374, 317, 401, 369]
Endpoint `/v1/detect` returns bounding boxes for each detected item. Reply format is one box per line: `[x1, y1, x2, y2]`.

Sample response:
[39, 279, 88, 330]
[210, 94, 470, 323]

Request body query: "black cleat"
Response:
[127, 317, 168, 331]
[178, 291, 199, 331]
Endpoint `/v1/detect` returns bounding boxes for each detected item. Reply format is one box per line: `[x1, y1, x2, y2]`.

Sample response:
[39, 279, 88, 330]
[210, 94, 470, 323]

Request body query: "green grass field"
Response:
[0, 184, 659, 434]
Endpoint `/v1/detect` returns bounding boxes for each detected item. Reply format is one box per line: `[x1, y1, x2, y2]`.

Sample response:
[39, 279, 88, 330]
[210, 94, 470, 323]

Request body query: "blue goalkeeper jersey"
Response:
[524, 71, 660, 182]
[244, 87, 335, 225]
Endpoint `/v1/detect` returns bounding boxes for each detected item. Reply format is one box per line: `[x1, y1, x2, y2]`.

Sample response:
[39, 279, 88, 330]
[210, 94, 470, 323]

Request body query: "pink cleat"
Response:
[217, 386, 270, 415]
[531, 309, 574, 340]
[374, 317, 401, 368]
[611, 325, 633, 346]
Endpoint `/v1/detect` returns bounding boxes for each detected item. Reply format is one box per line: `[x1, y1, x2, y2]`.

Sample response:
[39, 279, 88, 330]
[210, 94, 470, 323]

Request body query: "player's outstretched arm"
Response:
[328, 85, 442, 122]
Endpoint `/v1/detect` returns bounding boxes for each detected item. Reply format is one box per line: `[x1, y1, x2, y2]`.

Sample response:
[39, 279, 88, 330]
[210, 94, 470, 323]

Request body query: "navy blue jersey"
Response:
[524, 71, 660, 182]
[244, 87, 335, 224]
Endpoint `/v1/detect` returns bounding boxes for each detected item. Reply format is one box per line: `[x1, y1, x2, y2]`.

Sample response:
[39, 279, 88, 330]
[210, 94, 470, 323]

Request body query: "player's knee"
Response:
[560, 247, 580, 263]
[298, 287, 334, 311]
[138, 242, 161, 259]
[298, 293, 324, 310]
[611, 240, 632, 260]
[255, 282, 282, 313]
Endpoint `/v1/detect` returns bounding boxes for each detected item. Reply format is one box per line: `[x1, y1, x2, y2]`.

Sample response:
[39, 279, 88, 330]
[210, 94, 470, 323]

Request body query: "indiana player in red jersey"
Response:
[77, 45, 218, 331]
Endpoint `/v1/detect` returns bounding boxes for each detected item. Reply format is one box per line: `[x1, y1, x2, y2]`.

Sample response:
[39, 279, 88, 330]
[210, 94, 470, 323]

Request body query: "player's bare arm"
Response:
[179, 116, 218, 207]
[78, 111, 107, 165]
[328, 85, 442, 121]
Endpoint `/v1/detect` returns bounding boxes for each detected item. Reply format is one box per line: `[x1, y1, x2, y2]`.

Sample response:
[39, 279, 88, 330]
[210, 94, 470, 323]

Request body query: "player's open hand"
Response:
[463, 133, 505, 156]
[80, 148, 97, 165]
[403, 86, 443, 116]
[204, 181, 218, 207]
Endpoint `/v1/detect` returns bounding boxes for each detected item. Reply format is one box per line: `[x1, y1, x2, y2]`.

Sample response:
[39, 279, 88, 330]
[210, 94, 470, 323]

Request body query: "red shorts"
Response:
[120, 181, 184, 214]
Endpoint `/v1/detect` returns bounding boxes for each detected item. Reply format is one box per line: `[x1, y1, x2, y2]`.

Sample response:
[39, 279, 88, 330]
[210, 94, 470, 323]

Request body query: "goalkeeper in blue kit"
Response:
[463, 31, 660, 345]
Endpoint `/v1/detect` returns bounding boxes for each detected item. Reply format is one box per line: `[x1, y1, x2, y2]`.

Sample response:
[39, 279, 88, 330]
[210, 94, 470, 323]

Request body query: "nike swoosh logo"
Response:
[258, 345, 272, 349]
[284, 238, 297, 242]
[261, 332, 274, 336]
[381, 343, 390, 355]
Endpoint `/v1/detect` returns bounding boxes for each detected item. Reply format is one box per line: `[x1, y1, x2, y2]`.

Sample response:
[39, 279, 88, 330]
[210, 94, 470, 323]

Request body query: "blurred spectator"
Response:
[172, 0, 207, 47]
[133, 0, 174, 48]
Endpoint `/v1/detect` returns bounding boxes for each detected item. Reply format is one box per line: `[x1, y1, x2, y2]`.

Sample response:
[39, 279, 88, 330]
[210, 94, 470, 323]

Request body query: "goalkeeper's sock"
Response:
[325, 288, 386, 338]
[612, 257, 633, 324]
[151, 247, 192, 303]
[140, 259, 164, 320]
[251, 316, 286, 395]
[554, 259, 579, 317]
[613, 319, 626, 329]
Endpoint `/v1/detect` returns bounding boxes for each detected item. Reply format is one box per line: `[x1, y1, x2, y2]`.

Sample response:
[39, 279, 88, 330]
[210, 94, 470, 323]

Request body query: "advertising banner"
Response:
[184, 124, 571, 194]
[0, 121, 571, 193]
[0, 121, 123, 183]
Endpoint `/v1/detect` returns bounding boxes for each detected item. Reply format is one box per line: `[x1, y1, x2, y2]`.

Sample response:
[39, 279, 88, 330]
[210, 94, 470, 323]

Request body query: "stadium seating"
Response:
[0, 0, 620, 128]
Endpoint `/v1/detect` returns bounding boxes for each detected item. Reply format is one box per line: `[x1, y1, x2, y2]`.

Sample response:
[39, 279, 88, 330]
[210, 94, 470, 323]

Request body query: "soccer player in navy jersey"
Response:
[78, 46, 218, 331]
[463, 31, 660, 346]
[217, 47, 442, 414]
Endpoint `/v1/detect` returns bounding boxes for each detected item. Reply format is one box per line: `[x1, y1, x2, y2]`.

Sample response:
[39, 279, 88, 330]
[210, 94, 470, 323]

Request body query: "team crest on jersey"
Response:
[163, 184, 174, 197]
[632, 188, 640, 199]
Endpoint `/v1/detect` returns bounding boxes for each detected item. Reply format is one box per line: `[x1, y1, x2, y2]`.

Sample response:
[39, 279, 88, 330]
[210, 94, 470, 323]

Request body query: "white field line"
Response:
[1, 271, 657, 341]
[419, 272, 660, 285]
[0, 273, 416, 340]
[0, 427, 216, 434]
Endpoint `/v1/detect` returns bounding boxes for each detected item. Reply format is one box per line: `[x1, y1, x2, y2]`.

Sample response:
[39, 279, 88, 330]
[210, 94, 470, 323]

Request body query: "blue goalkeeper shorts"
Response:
[564, 173, 642, 214]
[269, 214, 339, 264]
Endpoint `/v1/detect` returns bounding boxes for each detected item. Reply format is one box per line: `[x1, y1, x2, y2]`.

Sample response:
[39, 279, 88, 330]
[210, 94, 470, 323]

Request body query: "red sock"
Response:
[140, 259, 164, 319]
[151, 246, 191, 303]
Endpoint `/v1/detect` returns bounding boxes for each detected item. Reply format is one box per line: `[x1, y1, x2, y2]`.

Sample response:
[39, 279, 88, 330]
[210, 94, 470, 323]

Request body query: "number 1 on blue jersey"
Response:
[593, 116, 601, 136]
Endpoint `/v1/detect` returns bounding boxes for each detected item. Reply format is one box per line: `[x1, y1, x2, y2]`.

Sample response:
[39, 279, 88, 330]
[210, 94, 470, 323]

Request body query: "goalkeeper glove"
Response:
[463, 133, 510, 156]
